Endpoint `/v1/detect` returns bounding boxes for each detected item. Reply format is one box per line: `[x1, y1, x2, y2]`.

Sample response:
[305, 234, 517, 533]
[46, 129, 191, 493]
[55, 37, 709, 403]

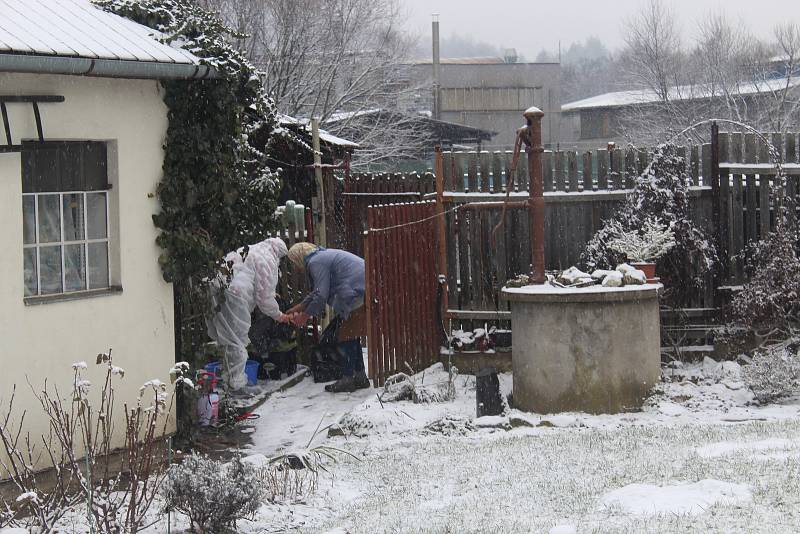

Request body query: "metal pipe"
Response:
[0, 53, 216, 80]
[432, 14, 441, 121]
[524, 106, 546, 284]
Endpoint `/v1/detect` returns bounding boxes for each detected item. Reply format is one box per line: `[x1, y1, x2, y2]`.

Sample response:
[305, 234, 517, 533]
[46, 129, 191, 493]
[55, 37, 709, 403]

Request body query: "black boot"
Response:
[325, 374, 357, 392]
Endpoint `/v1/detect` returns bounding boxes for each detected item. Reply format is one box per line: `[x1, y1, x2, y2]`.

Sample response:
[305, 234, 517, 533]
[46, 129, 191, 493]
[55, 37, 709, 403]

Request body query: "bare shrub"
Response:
[0, 351, 189, 533]
[160, 454, 262, 533]
[742, 340, 800, 403]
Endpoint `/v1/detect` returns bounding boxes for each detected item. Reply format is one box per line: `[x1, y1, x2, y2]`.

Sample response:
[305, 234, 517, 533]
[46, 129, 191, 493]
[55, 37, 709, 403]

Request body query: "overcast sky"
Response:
[401, 0, 796, 59]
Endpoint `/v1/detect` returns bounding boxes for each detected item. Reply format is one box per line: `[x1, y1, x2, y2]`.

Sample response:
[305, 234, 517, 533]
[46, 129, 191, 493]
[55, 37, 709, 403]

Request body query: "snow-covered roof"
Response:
[0, 0, 208, 76]
[277, 114, 360, 149]
[562, 77, 800, 112]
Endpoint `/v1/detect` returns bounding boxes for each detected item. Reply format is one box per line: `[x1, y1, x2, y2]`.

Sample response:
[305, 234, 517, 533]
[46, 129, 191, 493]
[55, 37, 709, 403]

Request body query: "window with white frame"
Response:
[22, 142, 111, 298]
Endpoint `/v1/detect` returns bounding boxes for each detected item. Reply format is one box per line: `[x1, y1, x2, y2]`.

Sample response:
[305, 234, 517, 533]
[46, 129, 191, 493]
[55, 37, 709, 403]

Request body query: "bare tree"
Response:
[199, 0, 427, 169]
[621, 0, 684, 102]
[618, 4, 800, 144]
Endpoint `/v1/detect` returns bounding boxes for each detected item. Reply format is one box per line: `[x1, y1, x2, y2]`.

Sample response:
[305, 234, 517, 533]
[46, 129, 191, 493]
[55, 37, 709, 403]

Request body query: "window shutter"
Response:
[22, 142, 107, 192]
[82, 142, 108, 191]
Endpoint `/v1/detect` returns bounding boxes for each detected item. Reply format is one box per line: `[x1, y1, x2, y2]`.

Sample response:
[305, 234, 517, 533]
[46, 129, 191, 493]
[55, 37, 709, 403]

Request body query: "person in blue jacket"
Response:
[286, 243, 369, 392]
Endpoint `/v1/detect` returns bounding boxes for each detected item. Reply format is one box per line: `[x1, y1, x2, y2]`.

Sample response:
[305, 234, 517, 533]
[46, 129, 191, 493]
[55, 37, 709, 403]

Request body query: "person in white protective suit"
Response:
[207, 237, 290, 398]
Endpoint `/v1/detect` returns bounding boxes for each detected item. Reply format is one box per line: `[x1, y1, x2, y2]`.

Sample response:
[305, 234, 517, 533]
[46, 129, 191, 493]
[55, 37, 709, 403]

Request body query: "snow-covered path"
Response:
[243, 374, 374, 456]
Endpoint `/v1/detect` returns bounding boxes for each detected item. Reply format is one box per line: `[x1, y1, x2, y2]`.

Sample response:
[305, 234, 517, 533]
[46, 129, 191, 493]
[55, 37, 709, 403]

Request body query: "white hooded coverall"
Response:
[207, 238, 288, 390]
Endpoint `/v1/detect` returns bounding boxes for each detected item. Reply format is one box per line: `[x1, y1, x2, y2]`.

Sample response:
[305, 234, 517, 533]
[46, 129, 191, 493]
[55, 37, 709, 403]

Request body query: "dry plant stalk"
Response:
[0, 350, 188, 533]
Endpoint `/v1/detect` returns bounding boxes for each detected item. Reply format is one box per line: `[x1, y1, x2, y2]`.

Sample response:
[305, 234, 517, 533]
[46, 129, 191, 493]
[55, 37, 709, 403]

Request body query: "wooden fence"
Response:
[364, 201, 441, 386]
[435, 131, 800, 327]
[342, 172, 435, 256]
[716, 132, 800, 283]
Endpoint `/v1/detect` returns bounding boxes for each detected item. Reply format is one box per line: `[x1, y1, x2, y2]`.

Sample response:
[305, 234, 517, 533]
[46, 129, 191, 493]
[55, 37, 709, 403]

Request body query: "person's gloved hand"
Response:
[291, 312, 310, 327]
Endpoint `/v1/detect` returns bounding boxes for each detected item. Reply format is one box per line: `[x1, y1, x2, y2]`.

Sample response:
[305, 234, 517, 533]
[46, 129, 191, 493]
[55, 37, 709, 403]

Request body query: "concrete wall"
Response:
[0, 73, 175, 466]
[410, 62, 562, 149]
[506, 286, 661, 414]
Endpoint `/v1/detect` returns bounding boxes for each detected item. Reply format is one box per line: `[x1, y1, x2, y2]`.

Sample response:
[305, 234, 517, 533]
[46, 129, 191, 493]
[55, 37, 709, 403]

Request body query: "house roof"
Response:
[562, 77, 800, 112]
[0, 0, 214, 79]
[322, 108, 496, 141]
[277, 115, 360, 149]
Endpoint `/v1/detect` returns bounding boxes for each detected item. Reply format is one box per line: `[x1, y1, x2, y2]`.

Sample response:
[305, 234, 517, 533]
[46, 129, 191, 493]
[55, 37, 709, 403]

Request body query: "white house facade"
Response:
[0, 0, 214, 457]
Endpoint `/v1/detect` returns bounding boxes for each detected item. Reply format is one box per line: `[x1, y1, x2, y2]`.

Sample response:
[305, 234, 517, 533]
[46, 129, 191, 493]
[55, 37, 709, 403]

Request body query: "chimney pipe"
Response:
[432, 14, 441, 121]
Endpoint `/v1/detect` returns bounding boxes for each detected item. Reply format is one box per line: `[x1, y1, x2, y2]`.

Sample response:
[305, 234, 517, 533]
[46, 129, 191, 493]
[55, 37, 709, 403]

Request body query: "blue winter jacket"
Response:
[301, 248, 365, 318]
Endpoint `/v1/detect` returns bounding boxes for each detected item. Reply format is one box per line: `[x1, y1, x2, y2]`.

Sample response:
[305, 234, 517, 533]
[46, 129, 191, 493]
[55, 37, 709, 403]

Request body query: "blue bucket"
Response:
[204, 360, 259, 386]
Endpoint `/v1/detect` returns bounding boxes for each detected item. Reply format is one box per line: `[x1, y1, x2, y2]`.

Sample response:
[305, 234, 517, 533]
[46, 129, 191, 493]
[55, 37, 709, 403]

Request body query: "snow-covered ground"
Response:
[222, 359, 800, 533]
[19, 358, 800, 533]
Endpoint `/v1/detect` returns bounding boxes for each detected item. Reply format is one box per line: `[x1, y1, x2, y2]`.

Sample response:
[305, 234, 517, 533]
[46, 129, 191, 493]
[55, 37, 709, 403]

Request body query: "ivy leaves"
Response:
[96, 0, 281, 286]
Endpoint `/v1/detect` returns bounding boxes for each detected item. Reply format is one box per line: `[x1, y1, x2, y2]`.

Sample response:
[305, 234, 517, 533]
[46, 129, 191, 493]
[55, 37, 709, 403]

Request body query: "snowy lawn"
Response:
[229, 360, 800, 533]
[28, 360, 800, 533]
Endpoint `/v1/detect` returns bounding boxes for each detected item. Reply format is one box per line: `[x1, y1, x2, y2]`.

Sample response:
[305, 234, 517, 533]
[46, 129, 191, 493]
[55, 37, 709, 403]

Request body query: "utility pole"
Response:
[311, 118, 327, 247]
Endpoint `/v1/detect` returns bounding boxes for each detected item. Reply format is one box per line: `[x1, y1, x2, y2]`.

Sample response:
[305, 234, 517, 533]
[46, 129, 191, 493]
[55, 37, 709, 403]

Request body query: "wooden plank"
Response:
[624, 148, 636, 189]
[611, 148, 623, 190]
[691, 145, 700, 186]
[744, 134, 758, 247]
[493, 205, 507, 299]
[445, 211, 458, 312]
[596, 149, 608, 190]
[492, 151, 503, 193]
[543, 151, 554, 192]
[517, 148, 529, 192]
[479, 208, 492, 309]
[701, 143, 712, 195]
[637, 148, 648, 175]
[442, 152, 453, 190]
[480, 151, 492, 193]
[760, 173, 771, 238]
[457, 207, 470, 309]
[453, 152, 466, 192]
[732, 174, 744, 283]
[554, 150, 566, 191]
[786, 133, 798, 225]
[469, 203, 481, 310]
[567, 151, 579, 192]
[467, 152, 478, 192]
[582, 151, 593, 191]
[447, 309, 511, 319]
[772, 133, 783, 165]
[787, 133, 798, 163]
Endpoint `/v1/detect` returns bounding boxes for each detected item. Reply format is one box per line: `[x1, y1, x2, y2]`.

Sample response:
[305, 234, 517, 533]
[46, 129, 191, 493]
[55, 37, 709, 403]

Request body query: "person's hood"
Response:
[265, 237, 288, 258]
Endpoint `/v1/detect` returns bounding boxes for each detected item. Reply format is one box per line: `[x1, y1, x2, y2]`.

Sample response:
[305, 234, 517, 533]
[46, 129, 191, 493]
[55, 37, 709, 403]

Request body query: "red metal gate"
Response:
[364, 201, 441, 386]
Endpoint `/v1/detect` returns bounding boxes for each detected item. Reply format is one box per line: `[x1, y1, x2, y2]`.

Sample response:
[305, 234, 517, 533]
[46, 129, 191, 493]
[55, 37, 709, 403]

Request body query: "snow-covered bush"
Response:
[742, 340, 800, 403]
[583, 144, 716, 306]
[161, 454, 262, 533]
[606, 218, 676, 262]
[725, 220, 800, 349]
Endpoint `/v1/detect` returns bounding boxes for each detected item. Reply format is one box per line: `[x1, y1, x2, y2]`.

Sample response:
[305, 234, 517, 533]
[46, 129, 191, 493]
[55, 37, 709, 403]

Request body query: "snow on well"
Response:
[599, 479, 752, 516]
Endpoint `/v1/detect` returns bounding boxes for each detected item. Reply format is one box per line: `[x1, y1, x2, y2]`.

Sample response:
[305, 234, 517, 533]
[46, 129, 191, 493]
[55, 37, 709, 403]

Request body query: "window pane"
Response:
[39, 245, 63, 295]
[86, 193, 107, 240]
[64, 244, 86, 292]
[23, 196, 36, 245]
[88, 242, 109, 289]
[37, 195, 61, 243]
[24, 248, 37, 297]
[62, 194, 85, 242]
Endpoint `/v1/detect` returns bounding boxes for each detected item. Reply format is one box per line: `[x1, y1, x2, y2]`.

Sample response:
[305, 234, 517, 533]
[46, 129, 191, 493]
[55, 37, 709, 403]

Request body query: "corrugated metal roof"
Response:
[0, 0, 201, 65]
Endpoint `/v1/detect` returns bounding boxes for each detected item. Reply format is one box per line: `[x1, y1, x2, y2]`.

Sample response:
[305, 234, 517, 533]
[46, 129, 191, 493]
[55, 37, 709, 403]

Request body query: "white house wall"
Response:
[0, 73, 176, 462]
